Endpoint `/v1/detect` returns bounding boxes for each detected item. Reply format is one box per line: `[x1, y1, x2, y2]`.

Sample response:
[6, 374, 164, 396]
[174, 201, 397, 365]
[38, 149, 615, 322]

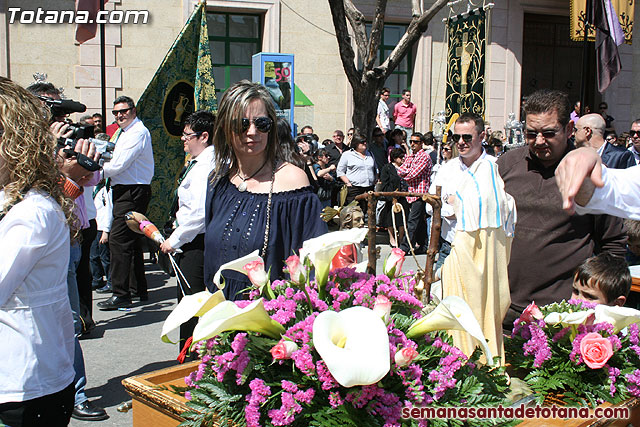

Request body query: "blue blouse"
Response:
[204, 176, 328, 300]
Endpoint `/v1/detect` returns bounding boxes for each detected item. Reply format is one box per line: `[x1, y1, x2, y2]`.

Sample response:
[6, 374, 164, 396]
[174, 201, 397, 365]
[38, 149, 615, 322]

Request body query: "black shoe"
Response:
[131, 295, 149, 303]
[95, 284, 112, 294]
[72, 400, 108, 421]
[97, 296, 131, 311]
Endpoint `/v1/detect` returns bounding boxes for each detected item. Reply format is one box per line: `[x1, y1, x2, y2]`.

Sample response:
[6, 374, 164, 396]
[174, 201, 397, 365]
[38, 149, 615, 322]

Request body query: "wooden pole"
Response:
[366, 193, 376, 274]
[423, 186, 442, 304]
[355, 190, 442, 280]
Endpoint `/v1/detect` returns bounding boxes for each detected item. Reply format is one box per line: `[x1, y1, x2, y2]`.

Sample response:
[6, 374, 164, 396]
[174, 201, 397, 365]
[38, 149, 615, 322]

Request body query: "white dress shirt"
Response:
[629, 145, 640, 165]
[574, 164, 640, 220]
[94, 184, 113, 232]
[429, 151, 496, 243]
[0, 190, 75, 403]
[168, 145, 215, 249]
[103, 117, 154, 185]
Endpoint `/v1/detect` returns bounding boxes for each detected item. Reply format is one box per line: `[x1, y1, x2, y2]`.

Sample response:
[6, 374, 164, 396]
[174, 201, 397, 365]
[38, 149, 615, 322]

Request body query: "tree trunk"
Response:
[351, 83, 380, 141]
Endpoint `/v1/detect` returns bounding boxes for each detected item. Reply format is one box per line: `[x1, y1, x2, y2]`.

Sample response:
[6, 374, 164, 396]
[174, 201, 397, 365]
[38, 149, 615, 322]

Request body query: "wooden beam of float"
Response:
[355, 187, 442, 304]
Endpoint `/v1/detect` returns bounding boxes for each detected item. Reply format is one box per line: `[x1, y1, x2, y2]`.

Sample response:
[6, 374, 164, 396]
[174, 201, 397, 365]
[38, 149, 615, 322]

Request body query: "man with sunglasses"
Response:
[397, 132, 432, 254]
[98, 96, 154, 310]
[497, 89, 627, 333]
[573, 114, 635, 169]
[429, 113, 495, 271]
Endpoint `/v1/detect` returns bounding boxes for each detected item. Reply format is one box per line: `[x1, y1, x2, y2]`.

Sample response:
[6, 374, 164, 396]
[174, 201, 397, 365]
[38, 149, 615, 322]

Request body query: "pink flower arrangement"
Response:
[580, 332, 614, 369]
[183, 265, 510, 426]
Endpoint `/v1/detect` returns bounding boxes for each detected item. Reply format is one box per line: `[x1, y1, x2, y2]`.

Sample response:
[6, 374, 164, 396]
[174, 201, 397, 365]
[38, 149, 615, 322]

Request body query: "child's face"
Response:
[571, 277, 625, 307]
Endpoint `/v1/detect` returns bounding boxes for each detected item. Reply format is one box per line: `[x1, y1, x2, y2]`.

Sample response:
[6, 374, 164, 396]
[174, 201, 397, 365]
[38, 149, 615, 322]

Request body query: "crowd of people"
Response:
[2, 74, 640, 427]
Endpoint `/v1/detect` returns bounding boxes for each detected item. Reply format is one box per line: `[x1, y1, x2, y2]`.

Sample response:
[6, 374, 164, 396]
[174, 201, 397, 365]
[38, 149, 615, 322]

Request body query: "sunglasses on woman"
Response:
[239, 116, 273, 133]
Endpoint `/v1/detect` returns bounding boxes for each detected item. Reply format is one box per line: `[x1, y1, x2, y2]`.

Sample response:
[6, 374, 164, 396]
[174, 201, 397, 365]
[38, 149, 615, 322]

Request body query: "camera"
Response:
[58, 136, 115, 171]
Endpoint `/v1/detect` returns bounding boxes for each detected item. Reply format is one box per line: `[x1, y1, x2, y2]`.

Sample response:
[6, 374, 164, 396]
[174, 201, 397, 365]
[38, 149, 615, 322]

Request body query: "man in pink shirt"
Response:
[393, 89, 417, 143]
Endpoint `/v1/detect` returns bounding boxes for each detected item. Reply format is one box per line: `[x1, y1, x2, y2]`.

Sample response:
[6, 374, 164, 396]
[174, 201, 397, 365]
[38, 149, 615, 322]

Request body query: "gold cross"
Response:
[455, 32, 474, 94]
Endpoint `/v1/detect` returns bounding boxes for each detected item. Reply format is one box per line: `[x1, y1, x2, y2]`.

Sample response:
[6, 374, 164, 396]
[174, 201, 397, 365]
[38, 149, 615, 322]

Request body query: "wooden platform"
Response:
[122, 361, 197, 427]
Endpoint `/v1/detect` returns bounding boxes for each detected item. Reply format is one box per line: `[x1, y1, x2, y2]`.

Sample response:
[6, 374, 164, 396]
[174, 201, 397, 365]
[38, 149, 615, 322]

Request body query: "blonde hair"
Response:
[210, 80, 280, 182]
[0, 76, 75, 232]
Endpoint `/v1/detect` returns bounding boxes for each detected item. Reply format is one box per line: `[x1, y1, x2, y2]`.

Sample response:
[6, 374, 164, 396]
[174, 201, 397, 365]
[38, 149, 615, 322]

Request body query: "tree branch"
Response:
[411, 0, 421, 17]
[328, 0, 361, 88]
[343, 0, 369, 69]
[380, 0, 448, 79]
[365, 0, 387, 71]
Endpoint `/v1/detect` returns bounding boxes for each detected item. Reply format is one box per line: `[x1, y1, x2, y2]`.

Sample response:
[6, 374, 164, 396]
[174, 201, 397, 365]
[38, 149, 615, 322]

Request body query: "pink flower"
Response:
[270, 340, 298, 360]
[519, 302, 543, 323]
[394, 347, 419, 367]
[373, 294, 392, 323]
[580, 332, 613, 369]
[285, 255, 305, 283]
[384, 248, 405, 277]
[243, 260, 268, 288]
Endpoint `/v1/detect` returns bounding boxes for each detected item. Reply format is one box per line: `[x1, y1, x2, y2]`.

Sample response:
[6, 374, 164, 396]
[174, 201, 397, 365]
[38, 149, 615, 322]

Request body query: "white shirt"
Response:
[377, 99, 390, 131]
[83, 186, 97, 220]
[0, 190, 75, 403]
[103, 117, 154, 185]
[574, 164, 640, 220]
[628, 145, 640, 165]
[94, 184, 113, 232]
[168, 145, 215, 249]
[429, 151, 496, 243]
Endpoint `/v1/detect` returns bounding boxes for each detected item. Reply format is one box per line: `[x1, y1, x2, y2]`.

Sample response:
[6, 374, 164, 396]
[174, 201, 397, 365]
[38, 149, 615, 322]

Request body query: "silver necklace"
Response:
[236, 158, 268, 192]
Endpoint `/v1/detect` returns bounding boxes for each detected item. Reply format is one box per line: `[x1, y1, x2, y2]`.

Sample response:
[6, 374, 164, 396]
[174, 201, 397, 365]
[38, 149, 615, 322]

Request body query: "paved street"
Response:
[70, 240, 428, 426]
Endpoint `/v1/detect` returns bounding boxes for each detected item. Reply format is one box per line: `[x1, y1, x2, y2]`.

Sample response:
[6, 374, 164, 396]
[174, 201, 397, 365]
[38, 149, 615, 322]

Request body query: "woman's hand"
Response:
[99, 231, 109, 245]
[159, 240, 174, 254]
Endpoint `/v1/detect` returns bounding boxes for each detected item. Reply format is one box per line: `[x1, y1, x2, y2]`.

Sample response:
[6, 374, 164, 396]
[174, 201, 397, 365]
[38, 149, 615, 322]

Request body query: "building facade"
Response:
[1, 0, 638, 138]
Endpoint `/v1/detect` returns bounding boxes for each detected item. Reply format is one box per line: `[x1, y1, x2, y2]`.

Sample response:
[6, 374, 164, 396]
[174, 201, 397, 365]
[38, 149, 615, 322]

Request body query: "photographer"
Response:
[26, 81, 107, 421]
[0, 76, 81, 426]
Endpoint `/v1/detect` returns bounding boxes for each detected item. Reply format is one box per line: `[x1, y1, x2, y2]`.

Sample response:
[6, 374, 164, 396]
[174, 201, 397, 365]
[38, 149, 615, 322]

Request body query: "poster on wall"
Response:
[445, 8, 486, 122]
[252, 53, 295, 133]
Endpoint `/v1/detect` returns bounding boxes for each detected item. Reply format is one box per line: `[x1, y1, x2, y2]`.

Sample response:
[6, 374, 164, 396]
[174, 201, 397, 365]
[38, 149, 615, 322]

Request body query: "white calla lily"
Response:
[192, 298, 285, 343]
[594, 305, 640, 333]
[300, 228, 368, 288]
[161, 290, 225, 343]
[544, 309, 595, 327]
[212, 250, 263, 289]
[406, 296, 494, 365]
[313, 306, 390, 387]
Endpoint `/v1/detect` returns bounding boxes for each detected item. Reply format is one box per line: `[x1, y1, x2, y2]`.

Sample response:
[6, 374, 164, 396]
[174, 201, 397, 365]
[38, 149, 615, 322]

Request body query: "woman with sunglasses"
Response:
[204, 81, 327, 300]
[337, 135, 378, 214]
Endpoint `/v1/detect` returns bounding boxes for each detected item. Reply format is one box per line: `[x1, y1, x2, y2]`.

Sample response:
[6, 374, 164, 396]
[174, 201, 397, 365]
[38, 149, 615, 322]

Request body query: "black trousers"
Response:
[400, 198, 428, 252]
[345, 185, 374, 215]
[109, 184, 151, 299]
[0, 382, 74, 427]
[78, 219, 97, 317]
[174, 234, 206, 357]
